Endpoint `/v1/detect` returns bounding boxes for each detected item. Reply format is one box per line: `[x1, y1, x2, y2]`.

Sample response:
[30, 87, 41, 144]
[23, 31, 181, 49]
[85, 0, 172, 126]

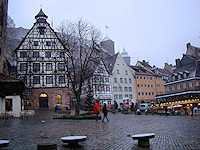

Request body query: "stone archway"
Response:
[39, 93, 48, 108]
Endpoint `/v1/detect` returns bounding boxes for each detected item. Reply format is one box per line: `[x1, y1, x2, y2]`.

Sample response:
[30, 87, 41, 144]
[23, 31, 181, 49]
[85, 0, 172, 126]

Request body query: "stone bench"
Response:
[132, 133, 155, 147]
[0, 140, 10, 148]
[61, 136, 87, 146]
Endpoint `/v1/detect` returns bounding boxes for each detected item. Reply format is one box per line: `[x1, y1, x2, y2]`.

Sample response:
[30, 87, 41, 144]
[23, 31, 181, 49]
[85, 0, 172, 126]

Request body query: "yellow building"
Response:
[129, 65, 165, 103]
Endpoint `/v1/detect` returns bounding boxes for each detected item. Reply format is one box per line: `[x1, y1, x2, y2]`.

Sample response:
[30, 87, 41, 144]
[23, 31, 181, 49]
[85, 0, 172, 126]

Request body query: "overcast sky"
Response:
[8, 0, 200, 68]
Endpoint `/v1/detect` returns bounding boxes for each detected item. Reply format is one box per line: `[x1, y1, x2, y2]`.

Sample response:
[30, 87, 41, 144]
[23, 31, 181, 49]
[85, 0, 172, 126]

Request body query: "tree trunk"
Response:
[75, 96, 81, 116]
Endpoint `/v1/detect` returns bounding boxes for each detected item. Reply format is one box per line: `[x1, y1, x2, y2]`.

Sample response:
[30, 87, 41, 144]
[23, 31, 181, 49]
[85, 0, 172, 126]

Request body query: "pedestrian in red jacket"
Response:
[93, 103, 100, 122]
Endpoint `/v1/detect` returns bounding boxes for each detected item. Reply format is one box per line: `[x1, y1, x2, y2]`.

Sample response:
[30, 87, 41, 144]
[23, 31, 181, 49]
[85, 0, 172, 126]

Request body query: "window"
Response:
[106, 86, 110, 91]
[124, 87, 128, 92]
[34, 41, 38, 46]
[117, 69, 119, 74]
[114, 94, 118, 100]
[124, 78, 127, 83]
[56, 95, 62, 104]
[60, 52, 65, 58]
[39, 28, 45, 35]
[142, 92, 144, 96]
[59, 76, 65, 84]
[189, 81, 193, 88]
[20, 63, 27, 71]
[46, 76, 53, 84]
[119, 94, 123, 99]
[108, 100, 111, 105]
[145, 84, 147, 88]
[144, 77, 146, 80]
[147, 77, 149, 80]
[148, 85, 150, 88]
[46, 41, 51, 46]
[196, 81, 199, 87]
[138, 92, 141, 96]
[145, 92, 148, 96]
[105, 78, 109, 82]
[100, 76, 104, 83]
[166, 86, 170, 91]
[45, 52, 51, 58]
[46, 63, 52, 71]
[94, 76, 99, 82]
[141, 84, 143, 88]
[129, 87, 132, 91]
[33, 76, 40, 84]
[137, 76, 139, 80]
[20, 52, 27, 58]
[125, 70, 128, 75]
[27, 89, 32, 96]
[113, 87, 117, 92]
[129, 78, 132, 83]
[152, 92, 154, 96]
[140, 76, 142, 80]
[58, 63, 65, 71]
[172, 85, 175, 91]
[150, 77, 152, 80]
[151, 85, 153, 88]
[118, 87, 122, 92]
[125, 94, 128, 98]
[33, 51, 39, 57]
[33, 63, 40, 72]
[114, 78, 117, 83]
[120, 78, 123, 83]
[177, 84, 180, 90]
[138, 84, 140, 88]
[129, 94, 132, 99]
[149, 92, 151, 96]
[183, 83, 187, 89]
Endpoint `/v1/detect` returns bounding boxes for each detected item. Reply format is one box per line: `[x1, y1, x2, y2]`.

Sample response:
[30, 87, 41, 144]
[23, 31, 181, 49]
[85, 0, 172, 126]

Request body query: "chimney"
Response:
[176, 59, 181, 68]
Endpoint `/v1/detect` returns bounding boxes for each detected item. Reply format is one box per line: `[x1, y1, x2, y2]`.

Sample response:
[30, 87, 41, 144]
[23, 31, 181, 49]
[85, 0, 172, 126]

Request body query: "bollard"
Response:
[37, 143, 57, 150]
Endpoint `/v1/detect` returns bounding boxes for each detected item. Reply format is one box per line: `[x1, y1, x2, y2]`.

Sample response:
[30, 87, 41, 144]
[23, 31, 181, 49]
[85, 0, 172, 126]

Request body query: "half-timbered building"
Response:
[81, 60, 112, 109]
[15, 9, 70, 109]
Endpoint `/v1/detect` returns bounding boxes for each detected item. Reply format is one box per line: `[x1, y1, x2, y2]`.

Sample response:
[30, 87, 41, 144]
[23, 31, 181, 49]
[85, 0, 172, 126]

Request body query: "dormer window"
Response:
[46, 41, 51, 46]
[173, 76, 176, 81]
[183, 73, 187, 78]
[34, 41, 38, 46]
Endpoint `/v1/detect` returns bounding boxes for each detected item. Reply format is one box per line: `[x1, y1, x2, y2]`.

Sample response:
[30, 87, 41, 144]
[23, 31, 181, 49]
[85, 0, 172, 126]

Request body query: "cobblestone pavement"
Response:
[0, 110, 200, 150]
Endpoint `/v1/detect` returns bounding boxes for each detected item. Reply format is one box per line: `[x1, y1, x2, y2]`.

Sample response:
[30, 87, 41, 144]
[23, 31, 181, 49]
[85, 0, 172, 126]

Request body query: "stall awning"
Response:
[155, 91, 200, 99]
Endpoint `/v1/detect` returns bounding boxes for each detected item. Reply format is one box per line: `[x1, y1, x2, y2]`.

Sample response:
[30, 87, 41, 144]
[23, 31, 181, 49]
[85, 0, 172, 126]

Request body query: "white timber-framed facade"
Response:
[15, 9, 70, 110]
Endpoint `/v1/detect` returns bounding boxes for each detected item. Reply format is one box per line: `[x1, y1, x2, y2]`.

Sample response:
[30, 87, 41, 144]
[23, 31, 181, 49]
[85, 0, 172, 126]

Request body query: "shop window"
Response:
[56, 95, 62, 104]
[5, 99, 12, 111]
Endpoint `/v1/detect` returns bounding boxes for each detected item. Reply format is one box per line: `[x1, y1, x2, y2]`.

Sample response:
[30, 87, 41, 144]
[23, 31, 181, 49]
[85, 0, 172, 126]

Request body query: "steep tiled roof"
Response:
[104, 53, 118, 74]
[129, 65, 154, 76]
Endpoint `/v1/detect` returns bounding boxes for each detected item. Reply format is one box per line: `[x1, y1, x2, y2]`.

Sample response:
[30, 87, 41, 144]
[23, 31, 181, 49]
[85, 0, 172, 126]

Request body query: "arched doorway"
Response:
[39, 93, 48, 108]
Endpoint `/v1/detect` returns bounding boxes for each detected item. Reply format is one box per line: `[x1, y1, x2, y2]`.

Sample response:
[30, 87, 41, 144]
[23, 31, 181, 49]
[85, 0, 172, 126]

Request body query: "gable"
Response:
[16, 23, 65, 51]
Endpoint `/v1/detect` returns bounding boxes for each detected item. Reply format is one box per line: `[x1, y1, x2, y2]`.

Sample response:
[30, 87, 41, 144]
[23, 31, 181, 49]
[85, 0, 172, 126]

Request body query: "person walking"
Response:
[93, 103, 100, 122]
[102, 103, 109, 122]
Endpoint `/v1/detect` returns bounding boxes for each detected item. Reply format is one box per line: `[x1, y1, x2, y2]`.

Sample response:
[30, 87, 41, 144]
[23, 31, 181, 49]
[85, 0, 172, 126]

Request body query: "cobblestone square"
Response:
[0, 110, 200, 150]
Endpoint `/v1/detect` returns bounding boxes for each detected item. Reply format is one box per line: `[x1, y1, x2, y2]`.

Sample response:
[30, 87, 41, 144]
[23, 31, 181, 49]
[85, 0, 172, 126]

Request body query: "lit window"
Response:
[56, 95, 62, 104]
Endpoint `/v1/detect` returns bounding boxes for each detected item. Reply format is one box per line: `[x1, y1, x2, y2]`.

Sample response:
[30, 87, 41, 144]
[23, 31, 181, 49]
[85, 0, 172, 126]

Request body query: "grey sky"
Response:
[8, 0, 200, 68]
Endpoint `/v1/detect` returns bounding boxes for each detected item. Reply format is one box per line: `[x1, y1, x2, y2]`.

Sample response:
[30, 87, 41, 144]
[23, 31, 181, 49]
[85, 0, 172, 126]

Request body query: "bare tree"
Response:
[57, 18, 102, 116]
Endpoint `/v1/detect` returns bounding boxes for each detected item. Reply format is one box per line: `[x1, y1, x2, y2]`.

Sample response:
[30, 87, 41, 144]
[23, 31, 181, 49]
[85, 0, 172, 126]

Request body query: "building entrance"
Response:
[39, 93, 48, 108]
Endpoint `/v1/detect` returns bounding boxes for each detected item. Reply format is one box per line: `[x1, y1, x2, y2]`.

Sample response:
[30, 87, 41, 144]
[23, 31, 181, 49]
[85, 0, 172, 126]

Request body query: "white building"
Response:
[105, 53, 136, 106]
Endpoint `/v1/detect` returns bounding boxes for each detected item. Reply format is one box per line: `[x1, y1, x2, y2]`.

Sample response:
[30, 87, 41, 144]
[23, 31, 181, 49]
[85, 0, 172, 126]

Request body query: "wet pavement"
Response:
[0, 109, 200, 150]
